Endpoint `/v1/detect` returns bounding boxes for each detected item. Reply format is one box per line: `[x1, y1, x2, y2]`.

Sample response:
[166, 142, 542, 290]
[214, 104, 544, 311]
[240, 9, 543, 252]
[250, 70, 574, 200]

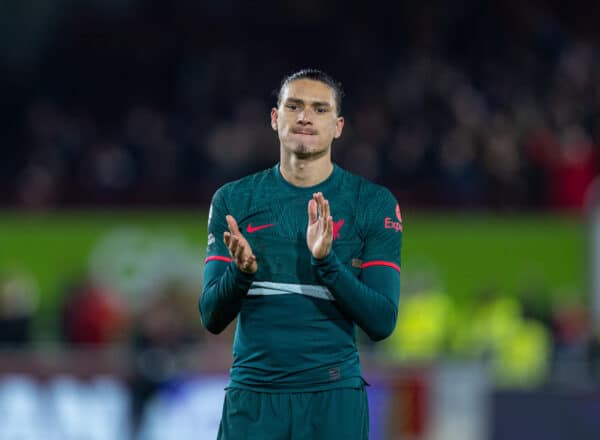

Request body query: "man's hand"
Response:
[306, 192, 333, 259]
[224, 215, 257, 274]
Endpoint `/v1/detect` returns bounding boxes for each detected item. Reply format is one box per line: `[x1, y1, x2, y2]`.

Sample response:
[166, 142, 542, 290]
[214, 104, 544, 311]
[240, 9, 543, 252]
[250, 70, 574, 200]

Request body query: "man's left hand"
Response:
[306, 192, 333, 259]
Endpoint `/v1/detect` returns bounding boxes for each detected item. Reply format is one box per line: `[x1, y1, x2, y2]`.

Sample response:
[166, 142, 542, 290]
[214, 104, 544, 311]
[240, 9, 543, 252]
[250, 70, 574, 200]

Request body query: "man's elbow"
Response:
[200, 312, 226, 335]
[203, 320, 226, 335]
[199, 300, 225, 335]
[367, 325, 395, 342]
[366, 314, 397, 342]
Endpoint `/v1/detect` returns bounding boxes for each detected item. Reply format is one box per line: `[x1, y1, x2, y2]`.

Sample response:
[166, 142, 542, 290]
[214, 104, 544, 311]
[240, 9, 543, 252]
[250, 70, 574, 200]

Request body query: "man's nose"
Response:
[297, 109, 313, 124]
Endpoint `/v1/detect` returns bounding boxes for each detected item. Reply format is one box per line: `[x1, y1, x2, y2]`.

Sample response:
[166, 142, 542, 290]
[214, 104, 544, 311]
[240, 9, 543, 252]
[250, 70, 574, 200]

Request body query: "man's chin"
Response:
[292, 143, 326, 158]
[282, 140, 328, 158]
[293, 144, 321, 158]
[295, 143, 310, 153]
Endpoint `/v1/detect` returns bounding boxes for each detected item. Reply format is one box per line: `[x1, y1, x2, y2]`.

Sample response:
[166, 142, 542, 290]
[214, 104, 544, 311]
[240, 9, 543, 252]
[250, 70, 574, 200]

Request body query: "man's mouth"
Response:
[292, 129, 317, 135]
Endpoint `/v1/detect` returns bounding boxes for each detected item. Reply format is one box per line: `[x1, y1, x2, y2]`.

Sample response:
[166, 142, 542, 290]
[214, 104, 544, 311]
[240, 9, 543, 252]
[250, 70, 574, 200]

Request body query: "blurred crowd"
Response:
[2, 266, 599, 393]
[3, 0, 600, 211]
[0, 270, 596, 438]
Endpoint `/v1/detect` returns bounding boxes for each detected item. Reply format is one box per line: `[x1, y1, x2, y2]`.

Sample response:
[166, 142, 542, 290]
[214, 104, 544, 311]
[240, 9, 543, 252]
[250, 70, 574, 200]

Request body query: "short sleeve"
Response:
[205, 187, 231, 262]
[359, 187, 402, 273]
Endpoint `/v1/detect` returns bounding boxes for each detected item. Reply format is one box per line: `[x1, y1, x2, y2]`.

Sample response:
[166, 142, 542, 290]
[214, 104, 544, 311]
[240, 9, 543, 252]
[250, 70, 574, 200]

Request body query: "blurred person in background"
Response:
[0, 270, 38, 348]
[549, 293, 599, 388]
[130, 284, 200, 428]
[199, 69, 402, 439]
[527, 123, 599, 211]
[60, 278, 130, 347]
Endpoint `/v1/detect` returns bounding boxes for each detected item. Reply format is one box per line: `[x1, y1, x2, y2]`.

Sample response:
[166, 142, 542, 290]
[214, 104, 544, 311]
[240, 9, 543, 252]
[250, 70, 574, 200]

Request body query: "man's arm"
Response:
[307, 191, 402, 341]
[199, 190, 257, 334]
[200, 258, 254, 334]
[311, 252, 400, 341]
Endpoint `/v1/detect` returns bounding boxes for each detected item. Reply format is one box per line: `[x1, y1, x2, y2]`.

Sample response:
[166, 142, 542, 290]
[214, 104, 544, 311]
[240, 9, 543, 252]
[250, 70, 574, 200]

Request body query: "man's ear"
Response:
[334, 116, 344, 139]
[270, 108, 278, 132]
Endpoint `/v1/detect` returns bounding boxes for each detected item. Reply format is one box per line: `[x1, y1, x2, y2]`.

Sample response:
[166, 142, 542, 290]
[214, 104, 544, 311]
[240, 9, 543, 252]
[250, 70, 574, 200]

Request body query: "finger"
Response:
[226, 215, 241, 236]
[229, 235, 239, 256]
[323, 197, 330, 220]
[308, 199, 317, 224]
[223, 231, 231, 247]
[234, 240, 246, 261]
[242, 254, 256, 272]
[315, 192, 324, 219]
[242, 253, 255, 269]
[326, 215, 333, 238]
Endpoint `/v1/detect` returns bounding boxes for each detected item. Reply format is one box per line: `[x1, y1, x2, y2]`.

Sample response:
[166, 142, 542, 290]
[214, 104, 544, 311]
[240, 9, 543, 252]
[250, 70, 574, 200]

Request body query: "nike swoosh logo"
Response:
[246, 223, 275, 233]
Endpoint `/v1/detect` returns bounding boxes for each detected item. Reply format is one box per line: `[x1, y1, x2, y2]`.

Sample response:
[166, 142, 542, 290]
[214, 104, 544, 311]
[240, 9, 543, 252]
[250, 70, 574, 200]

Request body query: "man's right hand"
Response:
[223, 215, 258, 274]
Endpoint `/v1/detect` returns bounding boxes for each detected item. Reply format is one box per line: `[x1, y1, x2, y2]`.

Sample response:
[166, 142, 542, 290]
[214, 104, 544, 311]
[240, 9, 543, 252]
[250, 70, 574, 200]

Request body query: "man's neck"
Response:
[279, 151, 334, 188]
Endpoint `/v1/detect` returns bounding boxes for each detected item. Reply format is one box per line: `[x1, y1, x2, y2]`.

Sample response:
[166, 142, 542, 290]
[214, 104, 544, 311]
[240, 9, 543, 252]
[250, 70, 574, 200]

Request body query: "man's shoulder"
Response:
[336, 166, 396, 203]
[213, 166, 275, 199]
[336, 167, 402, 238]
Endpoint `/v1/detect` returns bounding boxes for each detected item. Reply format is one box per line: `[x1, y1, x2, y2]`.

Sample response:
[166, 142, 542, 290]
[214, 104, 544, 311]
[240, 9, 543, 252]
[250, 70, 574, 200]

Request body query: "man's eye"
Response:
[316, 108, 327, 113]
[286, 104, 298, 110]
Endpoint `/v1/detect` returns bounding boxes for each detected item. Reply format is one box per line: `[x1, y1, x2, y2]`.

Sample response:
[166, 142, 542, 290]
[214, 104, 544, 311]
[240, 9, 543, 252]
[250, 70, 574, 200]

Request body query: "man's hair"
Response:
[276, 68, 345, 115]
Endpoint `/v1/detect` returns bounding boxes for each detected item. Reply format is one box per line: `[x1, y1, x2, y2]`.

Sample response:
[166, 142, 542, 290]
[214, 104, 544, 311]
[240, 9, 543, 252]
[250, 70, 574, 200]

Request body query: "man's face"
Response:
[271, 79, 344, 158]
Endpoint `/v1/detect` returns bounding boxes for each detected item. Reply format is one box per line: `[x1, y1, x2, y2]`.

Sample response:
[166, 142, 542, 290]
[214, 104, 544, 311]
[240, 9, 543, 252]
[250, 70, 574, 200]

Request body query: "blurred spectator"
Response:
[384, 288, 453, 362]
[549, 294, 598, 388]
[80, 138, 136, 201]
[437, 127, 484, 207]
[466, 291, 551, 388]
[0, 271, 38, 347]
[130, 284, 201, 426]
[384, 287, 553, 388]
[527, 124, 599, 211]
[60, 279, 131, 347]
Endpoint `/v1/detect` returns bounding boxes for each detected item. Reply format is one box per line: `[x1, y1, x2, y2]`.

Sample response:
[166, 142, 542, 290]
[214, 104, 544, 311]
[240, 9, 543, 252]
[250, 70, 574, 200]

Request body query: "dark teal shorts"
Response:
[217, 387, 369, 440]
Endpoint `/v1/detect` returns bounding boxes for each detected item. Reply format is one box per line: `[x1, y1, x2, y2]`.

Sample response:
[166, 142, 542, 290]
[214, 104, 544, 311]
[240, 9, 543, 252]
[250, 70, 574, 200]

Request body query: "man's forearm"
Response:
[199, 261, 255, 334]
[311, 252, 400, 341]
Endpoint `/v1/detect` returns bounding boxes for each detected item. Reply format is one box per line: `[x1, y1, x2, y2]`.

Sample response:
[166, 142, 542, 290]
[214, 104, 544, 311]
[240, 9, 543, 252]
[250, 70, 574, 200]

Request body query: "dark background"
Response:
[2, 0, 600, 211]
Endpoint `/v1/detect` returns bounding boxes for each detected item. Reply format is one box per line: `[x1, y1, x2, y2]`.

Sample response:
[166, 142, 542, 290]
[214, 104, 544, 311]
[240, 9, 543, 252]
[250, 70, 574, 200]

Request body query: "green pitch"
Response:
[0, 210, 584, 334]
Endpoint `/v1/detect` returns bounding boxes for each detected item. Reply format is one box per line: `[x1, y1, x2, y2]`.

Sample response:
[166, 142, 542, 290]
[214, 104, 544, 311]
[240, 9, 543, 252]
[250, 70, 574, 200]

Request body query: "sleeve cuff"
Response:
[311, 251, 343, 284]
[230, 262, 256, 288]
[311, 250, 338, 267]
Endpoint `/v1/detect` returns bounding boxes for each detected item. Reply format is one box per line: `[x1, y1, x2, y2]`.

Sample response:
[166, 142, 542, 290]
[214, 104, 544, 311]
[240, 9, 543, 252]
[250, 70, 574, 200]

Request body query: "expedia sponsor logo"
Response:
[384, 217, 402, 232]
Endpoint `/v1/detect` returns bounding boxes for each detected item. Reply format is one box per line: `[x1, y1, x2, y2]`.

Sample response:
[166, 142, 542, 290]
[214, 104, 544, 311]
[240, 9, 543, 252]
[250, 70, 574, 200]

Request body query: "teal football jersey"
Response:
[203, 164, 402, 392]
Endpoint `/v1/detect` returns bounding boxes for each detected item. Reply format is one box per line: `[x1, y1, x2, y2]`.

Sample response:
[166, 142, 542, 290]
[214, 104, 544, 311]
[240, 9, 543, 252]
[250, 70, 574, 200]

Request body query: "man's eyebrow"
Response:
[285, 97, 331, 107]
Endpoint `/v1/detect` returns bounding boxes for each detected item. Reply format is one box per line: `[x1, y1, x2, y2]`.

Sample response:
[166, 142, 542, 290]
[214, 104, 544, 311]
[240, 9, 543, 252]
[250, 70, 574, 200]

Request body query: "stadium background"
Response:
[0, 1, 598, 439]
